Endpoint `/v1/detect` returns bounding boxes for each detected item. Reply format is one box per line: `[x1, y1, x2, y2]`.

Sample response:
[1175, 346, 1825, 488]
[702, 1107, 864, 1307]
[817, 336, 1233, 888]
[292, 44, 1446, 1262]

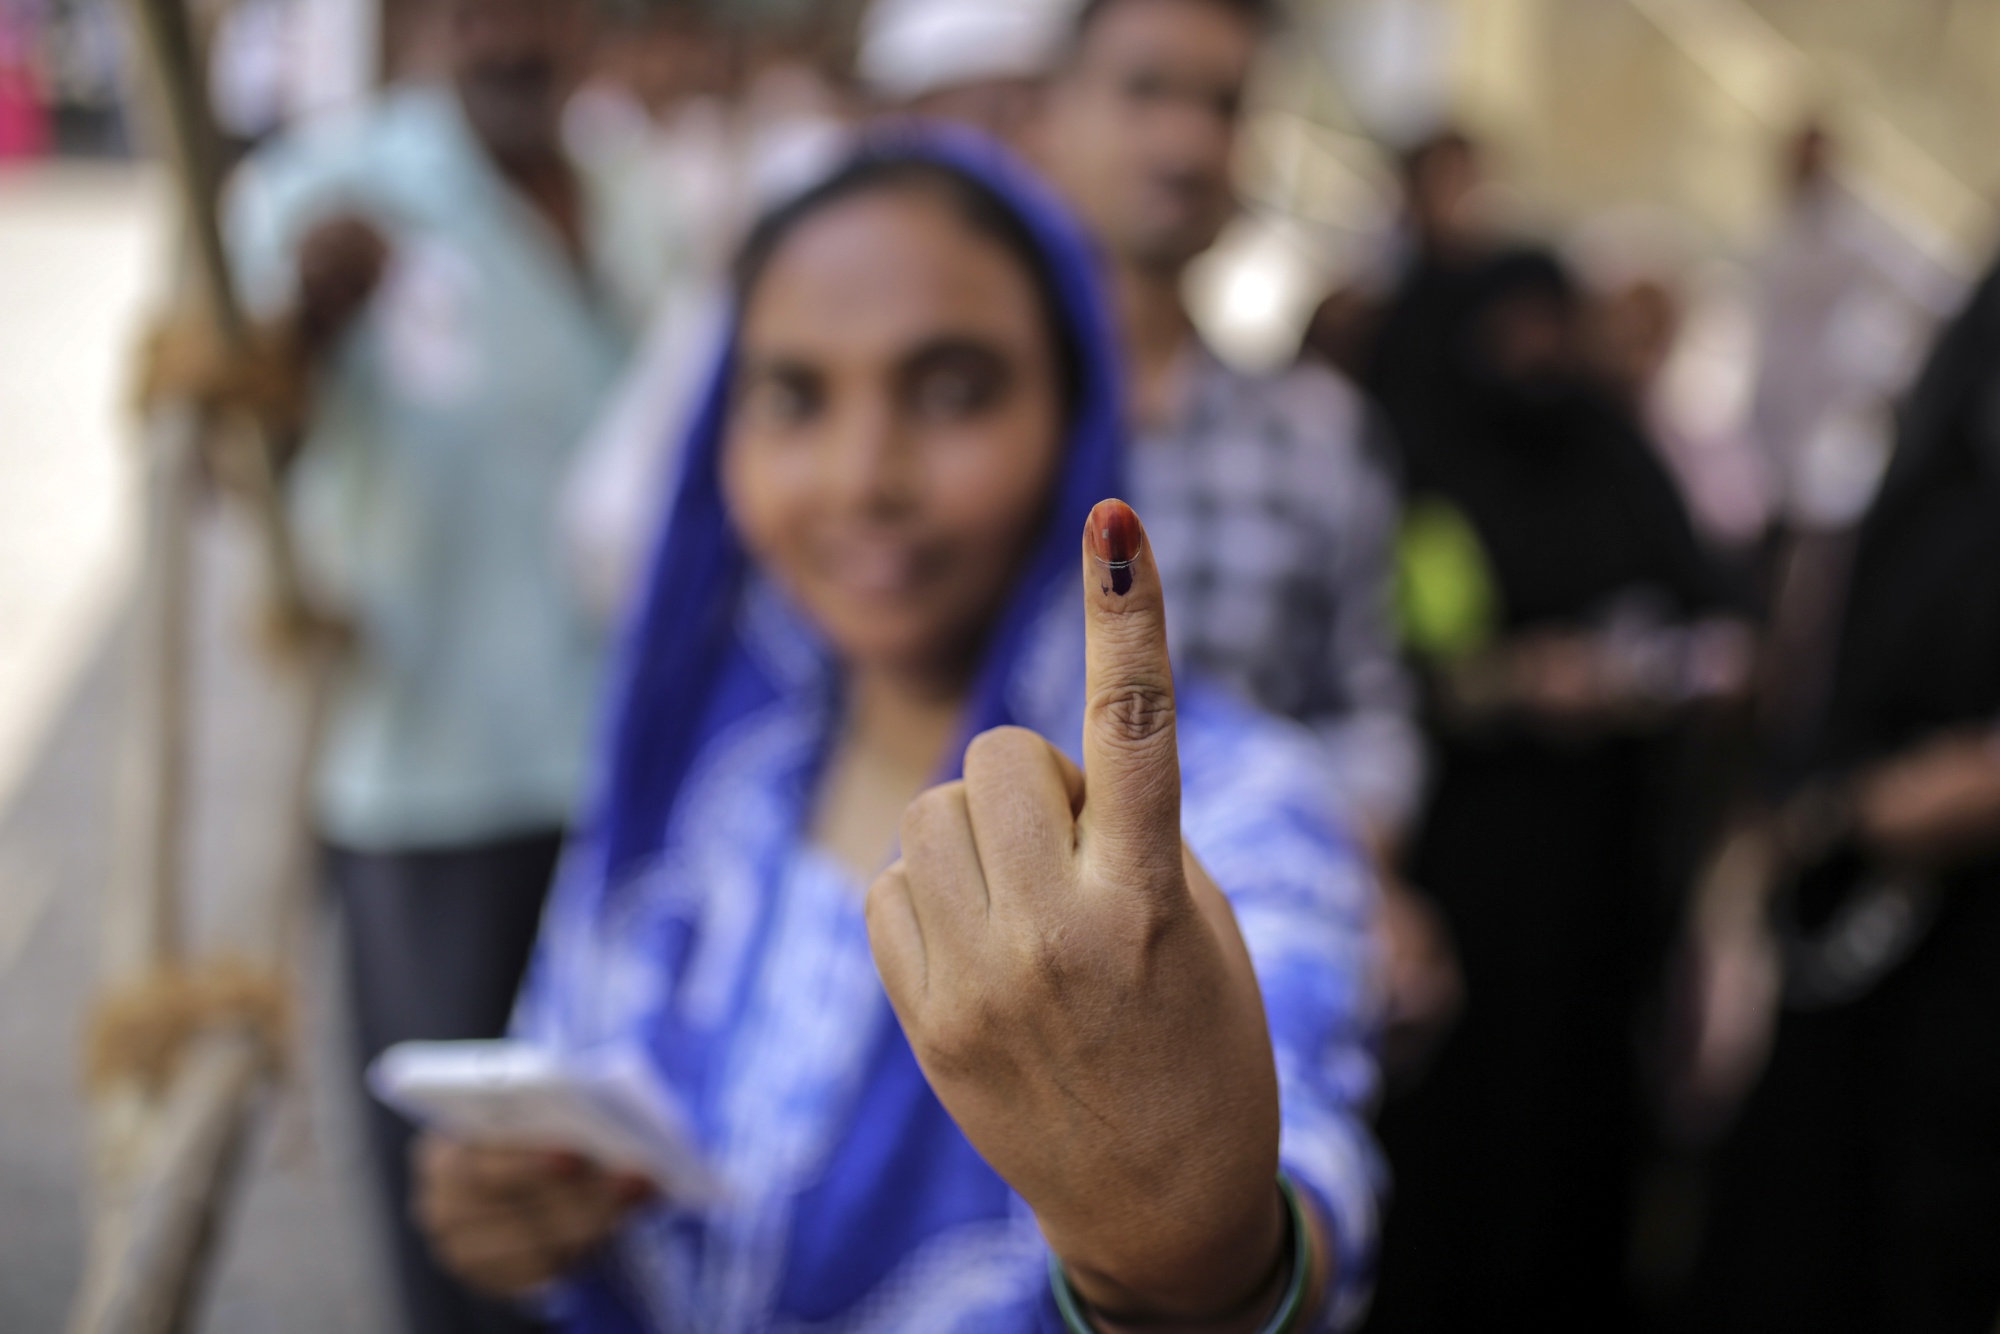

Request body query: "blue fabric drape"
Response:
[541, 126, 1125, 1330]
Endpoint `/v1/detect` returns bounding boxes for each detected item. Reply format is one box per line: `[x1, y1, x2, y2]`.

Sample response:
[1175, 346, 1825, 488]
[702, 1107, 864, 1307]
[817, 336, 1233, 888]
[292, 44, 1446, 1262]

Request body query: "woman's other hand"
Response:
[413, 1136, 656, 1299]
[866, 500, 1305, 1330]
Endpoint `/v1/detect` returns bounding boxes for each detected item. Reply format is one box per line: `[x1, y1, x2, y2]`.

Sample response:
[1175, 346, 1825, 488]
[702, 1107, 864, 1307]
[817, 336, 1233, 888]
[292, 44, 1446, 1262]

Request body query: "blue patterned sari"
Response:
[515, 130, 1385, 1333]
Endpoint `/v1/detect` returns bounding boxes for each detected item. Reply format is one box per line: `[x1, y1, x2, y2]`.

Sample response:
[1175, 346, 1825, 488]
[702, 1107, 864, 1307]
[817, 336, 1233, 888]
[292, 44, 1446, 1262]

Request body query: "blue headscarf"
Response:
[538, 127, 1126, 1330]
[590, 126, 1124, 903]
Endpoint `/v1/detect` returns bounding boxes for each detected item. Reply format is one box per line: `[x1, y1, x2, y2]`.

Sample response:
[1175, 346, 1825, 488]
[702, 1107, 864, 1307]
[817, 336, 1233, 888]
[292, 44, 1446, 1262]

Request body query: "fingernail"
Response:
[1086, 499, 1142, 597]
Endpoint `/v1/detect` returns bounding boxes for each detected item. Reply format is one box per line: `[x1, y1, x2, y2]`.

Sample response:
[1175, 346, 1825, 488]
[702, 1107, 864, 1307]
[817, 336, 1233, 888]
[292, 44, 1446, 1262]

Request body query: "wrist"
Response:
[1054, 1175, 1309, 1333]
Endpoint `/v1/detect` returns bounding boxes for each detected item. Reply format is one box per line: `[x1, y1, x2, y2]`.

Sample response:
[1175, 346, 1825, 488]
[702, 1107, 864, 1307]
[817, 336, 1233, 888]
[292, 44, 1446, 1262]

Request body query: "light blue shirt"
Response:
[227, 86, 648, 850]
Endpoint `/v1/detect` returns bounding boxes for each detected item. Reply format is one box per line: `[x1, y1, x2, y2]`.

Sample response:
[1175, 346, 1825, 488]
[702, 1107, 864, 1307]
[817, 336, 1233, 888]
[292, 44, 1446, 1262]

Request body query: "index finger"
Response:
[1078, 499, 1181, 878]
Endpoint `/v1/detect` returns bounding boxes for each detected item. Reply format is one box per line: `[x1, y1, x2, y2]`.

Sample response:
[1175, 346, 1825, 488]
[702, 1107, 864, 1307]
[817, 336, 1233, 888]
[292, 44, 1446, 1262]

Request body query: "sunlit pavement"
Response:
[0, 163, 150, 972]
[0, 163, 394, 1334]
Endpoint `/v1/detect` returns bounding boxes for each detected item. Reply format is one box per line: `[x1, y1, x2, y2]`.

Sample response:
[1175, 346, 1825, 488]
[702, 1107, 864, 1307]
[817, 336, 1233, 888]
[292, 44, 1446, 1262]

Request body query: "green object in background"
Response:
[1397, 496, 1501, 662]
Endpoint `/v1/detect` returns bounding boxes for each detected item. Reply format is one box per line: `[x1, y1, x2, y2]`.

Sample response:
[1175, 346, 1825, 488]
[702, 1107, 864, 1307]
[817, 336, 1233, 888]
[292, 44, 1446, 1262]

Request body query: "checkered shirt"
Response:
[1132, 345, 1425, 833]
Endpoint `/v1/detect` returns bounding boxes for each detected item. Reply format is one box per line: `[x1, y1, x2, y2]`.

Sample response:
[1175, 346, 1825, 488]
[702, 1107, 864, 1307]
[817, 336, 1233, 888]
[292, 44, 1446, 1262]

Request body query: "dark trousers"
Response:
[328, 829, 564, 1334]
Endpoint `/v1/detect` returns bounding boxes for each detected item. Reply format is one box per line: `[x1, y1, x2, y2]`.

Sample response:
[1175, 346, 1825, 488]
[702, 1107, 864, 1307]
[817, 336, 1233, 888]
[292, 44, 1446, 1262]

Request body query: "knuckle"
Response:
[908, 780, 965, 827]
[963, 725, 1043, 783]
[900, 782, 965, 849]
[863, 875, 914, 950]
[1088, 679, 1177, 752]
[861, 870, 899, 923]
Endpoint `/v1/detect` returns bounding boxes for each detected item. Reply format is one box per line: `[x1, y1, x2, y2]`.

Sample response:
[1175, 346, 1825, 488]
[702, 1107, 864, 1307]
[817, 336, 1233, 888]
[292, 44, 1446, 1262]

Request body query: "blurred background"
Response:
[1, 0, 1995, 1330]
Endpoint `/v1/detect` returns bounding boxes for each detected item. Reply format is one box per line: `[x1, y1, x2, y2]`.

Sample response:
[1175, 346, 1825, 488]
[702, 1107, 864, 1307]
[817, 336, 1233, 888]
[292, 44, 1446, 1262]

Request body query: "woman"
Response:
[1365, 250, 1743, 1331]
[1685, 257, 2000, 1334]
[412, 133, 1383, 1332]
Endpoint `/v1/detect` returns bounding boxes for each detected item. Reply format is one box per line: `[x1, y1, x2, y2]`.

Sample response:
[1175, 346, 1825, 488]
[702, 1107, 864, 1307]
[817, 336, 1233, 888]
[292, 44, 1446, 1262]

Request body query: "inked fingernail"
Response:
[1086, 499, 1142, 596]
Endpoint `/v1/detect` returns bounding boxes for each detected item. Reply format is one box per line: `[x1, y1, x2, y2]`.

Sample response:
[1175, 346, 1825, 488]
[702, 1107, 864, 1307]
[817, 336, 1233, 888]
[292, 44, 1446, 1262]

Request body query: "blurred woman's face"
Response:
[723, 188, 1066, 686]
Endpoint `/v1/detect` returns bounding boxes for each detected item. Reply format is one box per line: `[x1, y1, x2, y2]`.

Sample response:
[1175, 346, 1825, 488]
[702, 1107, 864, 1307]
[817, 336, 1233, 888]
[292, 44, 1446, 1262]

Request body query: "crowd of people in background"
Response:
[167, 0, 2000, 1329]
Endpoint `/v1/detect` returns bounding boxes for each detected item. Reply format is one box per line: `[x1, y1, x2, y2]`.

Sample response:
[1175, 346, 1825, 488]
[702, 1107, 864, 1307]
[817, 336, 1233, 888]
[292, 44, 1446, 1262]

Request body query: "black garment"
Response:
[1688, 876, 2000, 1334]
[1363, 249, 1724, 1332]
[330, 830, 563, 1334]
[1686, 260, 2000, 1333]
[1362, 250, 1491, 490]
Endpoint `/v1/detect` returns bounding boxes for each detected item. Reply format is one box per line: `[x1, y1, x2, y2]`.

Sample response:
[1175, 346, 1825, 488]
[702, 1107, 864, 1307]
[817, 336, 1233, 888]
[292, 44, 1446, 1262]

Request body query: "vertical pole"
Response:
[124, 0, 239, 345]
[75, 0, 334, 1325]
[105, 0, 321, 978]
[108, 409, 201, 976]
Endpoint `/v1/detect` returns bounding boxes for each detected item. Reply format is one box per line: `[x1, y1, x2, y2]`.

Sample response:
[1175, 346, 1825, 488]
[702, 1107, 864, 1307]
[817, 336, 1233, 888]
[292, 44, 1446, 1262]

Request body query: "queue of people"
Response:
[211, 0, 2000, 1330]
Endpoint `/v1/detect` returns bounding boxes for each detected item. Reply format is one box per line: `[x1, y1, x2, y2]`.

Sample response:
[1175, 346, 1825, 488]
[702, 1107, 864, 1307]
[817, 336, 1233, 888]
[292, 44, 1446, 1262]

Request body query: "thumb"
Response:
[1078, 499, 1181, 880]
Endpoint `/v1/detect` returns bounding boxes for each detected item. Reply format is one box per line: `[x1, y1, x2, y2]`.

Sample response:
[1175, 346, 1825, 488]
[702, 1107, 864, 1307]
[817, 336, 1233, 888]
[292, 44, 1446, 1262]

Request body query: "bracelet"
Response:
[1049, 1171, 1313, 1334]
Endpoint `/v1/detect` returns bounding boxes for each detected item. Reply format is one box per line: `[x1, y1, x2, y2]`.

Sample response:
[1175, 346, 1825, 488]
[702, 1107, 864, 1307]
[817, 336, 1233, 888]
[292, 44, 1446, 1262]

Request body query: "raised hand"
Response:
[295, 213, 391, 355]
[866, 499, 1294, 1327]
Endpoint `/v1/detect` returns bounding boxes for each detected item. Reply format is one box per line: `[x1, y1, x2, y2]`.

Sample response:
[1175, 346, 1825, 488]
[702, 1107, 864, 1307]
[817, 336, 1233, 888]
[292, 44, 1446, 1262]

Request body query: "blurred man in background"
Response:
[1037, 0, 1451, 1054]
[1358, 128, 1499, 467]
[225, 0, 657, 1325]
[856, 0, 1075, 145]
[1749, 123, 1958, 536]
[1301, 128, 1493, 388]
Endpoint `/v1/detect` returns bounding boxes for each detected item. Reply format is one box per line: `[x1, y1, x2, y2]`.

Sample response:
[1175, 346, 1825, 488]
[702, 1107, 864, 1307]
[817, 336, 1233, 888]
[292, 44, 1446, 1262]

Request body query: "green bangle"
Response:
[1048, 1171, 1314, 1334]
